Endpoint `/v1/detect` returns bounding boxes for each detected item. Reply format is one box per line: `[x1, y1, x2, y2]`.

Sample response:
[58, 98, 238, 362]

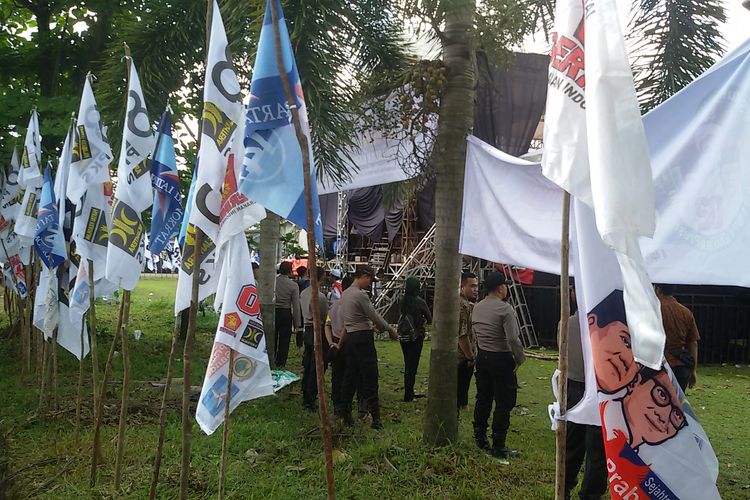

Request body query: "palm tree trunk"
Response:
[423, 0, 476, 446]
[259, 213, 280, 368]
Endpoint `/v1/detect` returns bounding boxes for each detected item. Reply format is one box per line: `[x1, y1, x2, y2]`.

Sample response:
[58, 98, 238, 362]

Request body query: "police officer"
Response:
[300, 266, 330, 411]
[471, 271, 526, 458]
[337, 265, 397, 429]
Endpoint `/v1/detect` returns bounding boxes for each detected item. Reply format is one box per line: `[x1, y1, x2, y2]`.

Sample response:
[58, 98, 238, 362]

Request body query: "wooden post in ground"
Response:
[218, 348, 236, 500]
[114, 290, 132, 491]
[90, 294, 124, 486]
[51, 328, 59, 411]
[148, 317, 182, 500]
[268, 2, 335, 497]
[75, 320, 85, 446]
[88, 260, 100, 412]
[180, 227, 203, 500]
[37, 338, 48, 416]
[554, 191, 571, 500]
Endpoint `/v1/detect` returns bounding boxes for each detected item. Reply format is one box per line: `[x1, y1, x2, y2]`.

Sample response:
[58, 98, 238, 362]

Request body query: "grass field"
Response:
[1, 277, 749, 499]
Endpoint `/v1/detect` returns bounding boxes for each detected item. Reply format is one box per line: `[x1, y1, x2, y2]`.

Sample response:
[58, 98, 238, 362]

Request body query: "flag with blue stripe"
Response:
[178, 158, 198, 248]
[34, 165, 66, 269]
[149, 112, 183, 254]
[239, 0, 323, 248]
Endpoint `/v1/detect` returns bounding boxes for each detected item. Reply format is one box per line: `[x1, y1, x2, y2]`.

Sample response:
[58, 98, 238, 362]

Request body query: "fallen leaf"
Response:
[332, 449, 349, 464]
[285, 465, 306, 473]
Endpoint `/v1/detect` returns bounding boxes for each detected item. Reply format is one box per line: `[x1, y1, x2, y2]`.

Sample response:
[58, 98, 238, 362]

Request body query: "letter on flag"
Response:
[239, 0, 323, 248]
[149, 112, 184, 255]
[34, 165, 66, 269]
[105, 61, 154, 291]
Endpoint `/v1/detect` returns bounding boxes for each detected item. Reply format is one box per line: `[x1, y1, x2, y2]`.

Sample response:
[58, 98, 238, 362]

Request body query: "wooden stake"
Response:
[148, 317, 182, 500]
[37, 338, 48, 417]
[90, 296, 124, 486]
[114, 290, 132, 491]
[51, 328, 59, 411]
[75, 320, 85, 447]
[218, 348, 236, 500]
[554, 191, 571, 500]
[180, 227, 203, 500]
[268, 2, 335, 497]
[88, 260, 100, 413]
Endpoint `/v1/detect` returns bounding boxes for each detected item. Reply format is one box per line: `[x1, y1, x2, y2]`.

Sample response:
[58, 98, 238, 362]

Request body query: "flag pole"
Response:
[554, 191, 571, 500]
[180, 3, 212, 496]
[75, 319, 85, 446]
[267, 2, 335, 498]
[218, 348, 236, 500]
[114, 42, 134, 493]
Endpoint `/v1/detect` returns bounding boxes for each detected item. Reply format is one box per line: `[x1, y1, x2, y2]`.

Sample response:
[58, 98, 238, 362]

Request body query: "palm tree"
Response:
[628, 0, 726, 112]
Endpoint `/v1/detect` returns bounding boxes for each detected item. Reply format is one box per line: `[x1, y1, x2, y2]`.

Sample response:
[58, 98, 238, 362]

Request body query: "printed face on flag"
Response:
[621, 370, 686, 449]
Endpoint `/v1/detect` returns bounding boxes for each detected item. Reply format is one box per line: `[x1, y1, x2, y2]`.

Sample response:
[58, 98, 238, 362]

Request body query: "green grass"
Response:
[0, 279, 749, 499]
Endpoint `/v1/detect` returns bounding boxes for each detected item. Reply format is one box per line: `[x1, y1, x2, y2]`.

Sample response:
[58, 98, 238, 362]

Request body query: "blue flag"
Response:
[239, 0, 323, 248]
[149, 113, 184, 254]
[34, 165, 66, 269]
[178, 158, 198, 248]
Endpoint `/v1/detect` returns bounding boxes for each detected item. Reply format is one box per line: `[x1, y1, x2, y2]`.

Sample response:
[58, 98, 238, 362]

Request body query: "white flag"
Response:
[114, 63, 154, 213]
[105, 62, 153, 291]
[14, 185, 41, 252]
[72, 182, 112, 281]
[542, 0, 663, 369]
[175, 1, 242, 315]
[69, 78, 114, 205]
[18, 111, 43, 189]
[34, 266, 58, 339]
[0, 147, 23, 229]
[195, 233, 274, 435]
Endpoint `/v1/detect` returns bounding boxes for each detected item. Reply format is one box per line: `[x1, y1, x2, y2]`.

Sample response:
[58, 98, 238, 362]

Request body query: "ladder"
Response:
[374, 224, 436, 318]
[500, 264, 539, 348]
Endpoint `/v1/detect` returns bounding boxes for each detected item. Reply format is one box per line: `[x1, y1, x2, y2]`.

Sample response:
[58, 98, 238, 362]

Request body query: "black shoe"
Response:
[403, 394, 414, 402]
[475, 437, 491, 451]
[371, 420, 384, 430]
[490, 447, 520, 458]
[303, 403, 318, 412]
[413, 393, 426, 399]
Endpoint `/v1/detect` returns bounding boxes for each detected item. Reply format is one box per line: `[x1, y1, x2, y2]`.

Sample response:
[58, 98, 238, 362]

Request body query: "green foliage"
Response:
[629, 0, 727, 112]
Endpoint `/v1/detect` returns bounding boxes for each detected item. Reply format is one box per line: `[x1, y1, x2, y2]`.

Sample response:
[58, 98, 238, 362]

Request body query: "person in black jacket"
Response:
[398, 276, 432, 402]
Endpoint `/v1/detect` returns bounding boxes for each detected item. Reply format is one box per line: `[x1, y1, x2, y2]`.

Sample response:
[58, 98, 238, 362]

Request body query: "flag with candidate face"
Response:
[18, 110, 43, 189]
[239, 0, 323, 248]
[34, 165, 66, 269]
[149, 112, 184, 254]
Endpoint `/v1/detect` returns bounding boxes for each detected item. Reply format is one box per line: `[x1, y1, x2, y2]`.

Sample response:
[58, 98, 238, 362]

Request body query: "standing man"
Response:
[562, 287, 607, 500]
[300, 266, 330, 410]
[337, 265, 397, 429]
[275, 261, 301, 369]
[472, 271, 525, 458]
[329, 268, 343, 303]
[655, 284, 700, 391]
[457, 272, 479, 411]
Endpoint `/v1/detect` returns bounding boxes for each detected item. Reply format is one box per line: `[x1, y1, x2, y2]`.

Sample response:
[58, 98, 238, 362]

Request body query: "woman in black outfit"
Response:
[398, 277, 432, 402]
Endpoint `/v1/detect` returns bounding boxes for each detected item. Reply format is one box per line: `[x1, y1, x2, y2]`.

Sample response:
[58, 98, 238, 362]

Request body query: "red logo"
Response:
[236, 284, 260, 317]
[223, 312, 241, 332]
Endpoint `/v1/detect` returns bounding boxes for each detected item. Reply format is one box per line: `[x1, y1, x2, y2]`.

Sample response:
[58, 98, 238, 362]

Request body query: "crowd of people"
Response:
[269, 261, 702, 495]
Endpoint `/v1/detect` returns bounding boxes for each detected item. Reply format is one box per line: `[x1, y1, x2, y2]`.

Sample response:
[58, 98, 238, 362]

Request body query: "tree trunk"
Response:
[259, 213, 280, 368]
[423, 0, 476, 446]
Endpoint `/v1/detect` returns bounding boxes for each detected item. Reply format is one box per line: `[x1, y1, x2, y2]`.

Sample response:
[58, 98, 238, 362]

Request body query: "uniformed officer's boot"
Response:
[368, 397, 383, 430]
[473, 427, 491, 451]
[335, 404, 354, 426]
[490, 433, 520, 458]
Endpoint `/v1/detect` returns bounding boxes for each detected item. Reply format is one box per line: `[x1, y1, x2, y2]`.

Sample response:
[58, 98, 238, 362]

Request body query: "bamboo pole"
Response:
[37, 338, 48, 417]
[554, 191, 571, 500]
[148, 317, 182, 500]
[51, 328, 59, 411]
[75, 320, 85, 446]
[218, 348, 236, 500]
[88, 260, 100, 412]
[268, 2, 335, 497]
[90, 295, 124, 486]
[180, 2, 213, 496]
[180, 227, 202, 500]
[114, 290, 132, 491]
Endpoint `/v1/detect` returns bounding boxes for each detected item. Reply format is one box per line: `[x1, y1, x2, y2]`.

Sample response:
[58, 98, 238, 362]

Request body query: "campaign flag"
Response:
[0, 147, 23, 232]
[239, 0, 323, 248]
[175, 0, 239, 315]
[18, 110, 43, 189]
[542, 0, 663, 369]
[178, 159, 198, 248]
[34, 165, 66, 269]
[71, 182, 112, 281]
[69, 77, 114, 204]
[570, 199, 720, 499]
[58, 250, 90, 359]
[34, 266, 58, 339]
[105, 61, 154, 291]
[195, 233, 274, 435]
[14, 185, 40, 252]
[149, 112, 184, 254]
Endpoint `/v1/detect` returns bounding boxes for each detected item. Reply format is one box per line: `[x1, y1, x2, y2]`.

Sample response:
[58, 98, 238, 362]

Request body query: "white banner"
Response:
[18, 110, 43, 189]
